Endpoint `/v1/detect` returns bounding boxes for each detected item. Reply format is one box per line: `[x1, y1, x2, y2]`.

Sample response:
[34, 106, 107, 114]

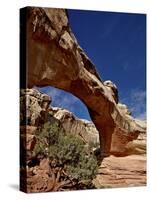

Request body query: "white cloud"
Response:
[36, 86, 80, 112]
[35, 86, 91, 120]
[46, 87, 78, 109]
[122, 89, 146, 120]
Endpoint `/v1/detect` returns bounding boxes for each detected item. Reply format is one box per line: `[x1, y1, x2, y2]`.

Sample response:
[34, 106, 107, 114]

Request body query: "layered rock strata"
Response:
[93, 155, 146, 188]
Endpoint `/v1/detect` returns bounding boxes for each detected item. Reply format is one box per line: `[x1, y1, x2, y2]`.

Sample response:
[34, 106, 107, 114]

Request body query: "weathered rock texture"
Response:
[22, 7, 146, 156]
[20, 89, 100, 192]
[20, 88, 51, 126]
[93, 155, 146, 188]
[94, 119, 146, 188]
[50, 107, 99, 145]
[20, 88, 99, 147]
[20, 88, 146, 190]
[20, 88, 51, 181]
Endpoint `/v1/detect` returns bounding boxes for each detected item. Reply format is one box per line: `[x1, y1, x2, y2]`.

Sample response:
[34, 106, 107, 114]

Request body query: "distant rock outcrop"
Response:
[50, 107, 99, 146]
[20, 88, 99, 148]
[24, 7, 146, 156]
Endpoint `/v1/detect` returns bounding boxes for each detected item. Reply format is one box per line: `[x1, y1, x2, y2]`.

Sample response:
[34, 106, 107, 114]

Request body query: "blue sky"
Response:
[37, 9, 146, 120]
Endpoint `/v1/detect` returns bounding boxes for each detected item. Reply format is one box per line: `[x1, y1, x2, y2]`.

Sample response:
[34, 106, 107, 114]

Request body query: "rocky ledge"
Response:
[93, 155, 146, 188]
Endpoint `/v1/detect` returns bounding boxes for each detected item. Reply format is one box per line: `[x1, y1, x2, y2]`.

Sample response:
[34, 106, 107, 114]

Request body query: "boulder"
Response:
[20, 88, 51, 126]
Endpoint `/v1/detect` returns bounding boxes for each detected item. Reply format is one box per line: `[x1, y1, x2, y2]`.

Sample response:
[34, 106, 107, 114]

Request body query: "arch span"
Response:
[22, 7, 144, 156]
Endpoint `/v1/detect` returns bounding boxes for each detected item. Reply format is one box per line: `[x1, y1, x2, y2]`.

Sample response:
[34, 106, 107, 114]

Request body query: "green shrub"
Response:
[32, 121, 62, 156]
[33, 121, 98, 184]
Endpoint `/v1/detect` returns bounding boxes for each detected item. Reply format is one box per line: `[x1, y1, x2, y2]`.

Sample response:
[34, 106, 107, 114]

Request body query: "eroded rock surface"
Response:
[22, 7, 146, 156]
[93, 116, 146, 188]
[20, 89, 100, 192]
[20, 88, 51, 126]
[20, 7, 147, 191]
[50, 107, 99, 145]
[20, 88, 146, 190]
[20, 88, 99, 147]
[93, 155, 146, 188]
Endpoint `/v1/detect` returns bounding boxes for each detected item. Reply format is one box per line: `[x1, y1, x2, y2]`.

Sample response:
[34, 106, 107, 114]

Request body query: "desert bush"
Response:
[32, 121, 62, 157]
[32, 121, 98, 188]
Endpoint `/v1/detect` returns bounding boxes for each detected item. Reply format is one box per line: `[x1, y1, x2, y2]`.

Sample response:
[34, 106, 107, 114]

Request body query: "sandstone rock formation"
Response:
[20, 88, 99, 147]
[26, 158, 60, 192]
[93, 154, 146, 188]
[93, 110, 146, 188]
[20, 88, 146, 156]
[20, 7, 147, 191]
[50, 107, 99, 146]
[21, 7, 146, 156]
[20, 89, 100, 192]
[20, 88, 146, 190]
[20, 88, 51, 126]
[20, 88, 51, 178]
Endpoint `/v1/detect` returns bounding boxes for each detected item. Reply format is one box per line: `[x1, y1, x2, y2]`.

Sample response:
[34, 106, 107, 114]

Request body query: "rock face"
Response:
[93, 155, 146, 188]
[20, 88, 146, 190]
[20, 88, 51, 126]
[50, 107, 99, 145]
[20, 89, 100, 192]
[20, 88, 51, 175]
[20, 7, 147, 191]
[104, 80, 119, 104]
[26, 158, 54, 192]
[20, 88, 99, 147]
[20, 88, 146, 156]
[93, 113, 146, 188]
[21, 7, 146, 156]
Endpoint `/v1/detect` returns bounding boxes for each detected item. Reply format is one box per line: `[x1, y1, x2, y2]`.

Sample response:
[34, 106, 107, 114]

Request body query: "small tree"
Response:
[32, 121, 98, 190]
[32, 120, 63, 157]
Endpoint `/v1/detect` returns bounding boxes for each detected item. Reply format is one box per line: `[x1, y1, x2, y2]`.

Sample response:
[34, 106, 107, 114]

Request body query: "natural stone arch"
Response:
[21, 7, 144, 157]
